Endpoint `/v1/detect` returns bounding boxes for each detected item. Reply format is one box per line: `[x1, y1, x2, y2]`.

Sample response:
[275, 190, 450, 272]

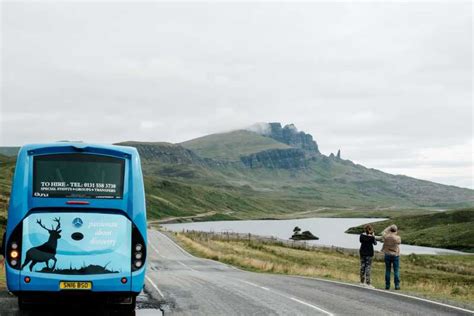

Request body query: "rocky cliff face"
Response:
[240, 148, 307, 169]
[118, 141, 235, 168]
[118, 142, 206, 165]
[265, 123, 320, 153]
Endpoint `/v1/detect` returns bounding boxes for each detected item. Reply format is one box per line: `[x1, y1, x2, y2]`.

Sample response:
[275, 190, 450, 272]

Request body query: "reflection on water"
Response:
[163, 218, 466, 255]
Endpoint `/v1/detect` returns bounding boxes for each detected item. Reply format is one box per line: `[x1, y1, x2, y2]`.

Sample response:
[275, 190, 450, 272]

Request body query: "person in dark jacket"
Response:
[359, 224, 377, 288]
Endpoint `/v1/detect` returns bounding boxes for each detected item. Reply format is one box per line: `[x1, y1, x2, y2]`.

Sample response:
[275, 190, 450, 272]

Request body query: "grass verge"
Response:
[174, 231, 474, 308]
[346, 208, 474, 253]
[0, 267, 5, 290]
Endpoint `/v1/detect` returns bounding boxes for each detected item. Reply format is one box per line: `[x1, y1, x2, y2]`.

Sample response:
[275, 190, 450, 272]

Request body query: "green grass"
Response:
[0, 148, 19, 157]
[0, 270, 5, 290]
[346, 208, 474, 252]
[0, 157, 15, 237]
[180, 130, 290, 161]
[175, 231, 474, 307]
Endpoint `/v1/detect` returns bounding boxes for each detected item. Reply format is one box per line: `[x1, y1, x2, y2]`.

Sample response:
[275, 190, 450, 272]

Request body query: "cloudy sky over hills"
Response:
[1, 2, 472, 188]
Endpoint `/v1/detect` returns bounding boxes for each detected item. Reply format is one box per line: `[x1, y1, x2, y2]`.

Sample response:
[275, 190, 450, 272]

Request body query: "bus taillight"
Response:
[7, 224, 23, 270]
[131, 225, 146, 271]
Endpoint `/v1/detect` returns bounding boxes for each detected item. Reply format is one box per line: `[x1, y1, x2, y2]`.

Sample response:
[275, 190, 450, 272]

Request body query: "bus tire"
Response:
[17, 296, 29, 311]
[112, 296, 136, 312]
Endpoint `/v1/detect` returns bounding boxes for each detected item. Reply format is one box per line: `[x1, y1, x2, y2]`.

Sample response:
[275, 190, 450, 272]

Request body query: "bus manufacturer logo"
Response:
[72, 218, 83, 228]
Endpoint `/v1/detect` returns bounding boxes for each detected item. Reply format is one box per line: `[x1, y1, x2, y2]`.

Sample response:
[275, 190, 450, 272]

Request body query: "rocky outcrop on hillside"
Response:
[265, 123, 320, 153]
[118, 141, 235, 168]
[240, 148, 307, 169]
[118, 142, 206, 165]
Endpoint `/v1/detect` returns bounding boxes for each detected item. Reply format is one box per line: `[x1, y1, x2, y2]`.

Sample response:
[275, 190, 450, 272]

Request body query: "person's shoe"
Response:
[385, 286, 390, 290]
[366, 284, 375, 289]
[395, 287, 401, 290]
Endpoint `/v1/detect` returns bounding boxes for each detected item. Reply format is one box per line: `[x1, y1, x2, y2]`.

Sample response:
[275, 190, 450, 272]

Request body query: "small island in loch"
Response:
[290, 226, 319, 240]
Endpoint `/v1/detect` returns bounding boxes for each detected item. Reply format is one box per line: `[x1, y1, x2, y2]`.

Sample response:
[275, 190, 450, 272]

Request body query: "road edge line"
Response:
[237, 279, 333, 315]
[291, 275, 474, 314]
[145, 275, 165, 298]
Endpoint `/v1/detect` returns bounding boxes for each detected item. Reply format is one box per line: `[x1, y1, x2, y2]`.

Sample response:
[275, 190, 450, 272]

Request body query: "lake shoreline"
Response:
[162, 217, 468, 255]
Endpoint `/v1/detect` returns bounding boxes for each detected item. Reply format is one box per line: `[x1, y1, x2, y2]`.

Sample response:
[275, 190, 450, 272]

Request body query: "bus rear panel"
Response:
[3, 143, 147, 310]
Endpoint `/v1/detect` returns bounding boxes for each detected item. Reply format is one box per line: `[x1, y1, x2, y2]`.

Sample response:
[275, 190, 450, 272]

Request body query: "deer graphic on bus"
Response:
[22, 218, 62, 272]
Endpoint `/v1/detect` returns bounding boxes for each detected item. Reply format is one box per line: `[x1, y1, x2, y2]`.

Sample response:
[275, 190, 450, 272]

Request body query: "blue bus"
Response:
[2, 143, 147, 311]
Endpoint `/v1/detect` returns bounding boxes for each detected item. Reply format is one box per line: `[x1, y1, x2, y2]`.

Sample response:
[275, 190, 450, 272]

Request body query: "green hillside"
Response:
[0, 123, 473, 225]
[0, 155, 15, 236]
[346, 208, 474, 252]
[181, 130, 290, 161]
[0, 147, 19, 157]
[138, 154, 473, 220]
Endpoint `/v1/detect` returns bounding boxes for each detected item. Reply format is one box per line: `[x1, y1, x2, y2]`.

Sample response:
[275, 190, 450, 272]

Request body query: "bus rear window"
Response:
[33, 154, 125, 199]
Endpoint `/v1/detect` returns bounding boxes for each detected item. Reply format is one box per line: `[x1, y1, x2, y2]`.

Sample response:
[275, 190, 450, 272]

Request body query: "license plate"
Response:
[59, 281, 92, 290]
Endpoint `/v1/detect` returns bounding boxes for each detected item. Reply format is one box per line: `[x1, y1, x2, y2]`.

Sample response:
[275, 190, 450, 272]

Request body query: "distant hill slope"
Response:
[1, 123, 473, 222]
[118, 141, 207, 165]
[181, 130, 291, 161]
[0, 147, 19, 157]
[0, 155, 15, 235]
[346, 208, 474, 252]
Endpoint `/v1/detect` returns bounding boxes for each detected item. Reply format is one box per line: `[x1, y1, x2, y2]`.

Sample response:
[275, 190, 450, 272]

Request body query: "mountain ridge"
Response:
[0, 123, 473, 220]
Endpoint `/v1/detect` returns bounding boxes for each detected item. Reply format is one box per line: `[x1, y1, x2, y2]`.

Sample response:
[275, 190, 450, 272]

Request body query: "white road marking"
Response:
[240, 280, 271, 291]
[290, 297, 334, 316]
[145, 275, 164, 298]
[153, 230, 241, 271]
[149, 243, 161, 255]
[379, 290, 474, 315]
[238, 280, 333, 315]
[293, 275, 474, 314]
[155, 230, 333, 315]
[177, 260, 197, 272]
[154, 231, 194, 258]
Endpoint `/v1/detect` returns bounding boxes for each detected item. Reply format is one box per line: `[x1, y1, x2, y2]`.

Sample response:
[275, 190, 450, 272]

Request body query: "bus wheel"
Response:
[111, 296, 136, 312]
[17, 296, 30, 311]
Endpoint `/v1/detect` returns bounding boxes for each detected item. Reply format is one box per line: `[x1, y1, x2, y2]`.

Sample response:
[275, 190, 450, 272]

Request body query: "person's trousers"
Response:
[384, 254, 400, 289]
[360, 256, 373, 284]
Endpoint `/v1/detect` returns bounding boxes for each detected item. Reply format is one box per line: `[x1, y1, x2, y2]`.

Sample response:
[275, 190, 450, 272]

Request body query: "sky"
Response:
[0, 1, 472, 189]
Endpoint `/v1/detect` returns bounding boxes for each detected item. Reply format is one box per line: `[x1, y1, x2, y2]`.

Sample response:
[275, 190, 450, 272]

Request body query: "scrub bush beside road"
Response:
[174, 231, 474, 307]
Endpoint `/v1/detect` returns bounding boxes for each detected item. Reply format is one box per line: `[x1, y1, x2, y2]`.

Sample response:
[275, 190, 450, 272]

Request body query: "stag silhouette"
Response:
[22, 217, 62, 272]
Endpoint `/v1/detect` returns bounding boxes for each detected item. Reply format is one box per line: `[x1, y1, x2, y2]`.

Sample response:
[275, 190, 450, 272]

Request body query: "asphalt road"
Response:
[0, 229, 472, 315]
[145, 229, 473, 316]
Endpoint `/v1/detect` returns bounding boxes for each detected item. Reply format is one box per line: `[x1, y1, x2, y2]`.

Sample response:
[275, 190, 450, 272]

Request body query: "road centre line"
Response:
[290, 297, 334, 316]
[149, 242, 161, 255]
[238, 280, 333, 316]
[177, 260, 197, 272]
[145, 275, 164, 298]
[240, 280, 270, 291]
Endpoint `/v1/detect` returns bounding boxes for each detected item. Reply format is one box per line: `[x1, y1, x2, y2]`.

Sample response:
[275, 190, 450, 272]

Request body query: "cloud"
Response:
[0, 2, 472, 188]
[246, 123, 271, 135]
